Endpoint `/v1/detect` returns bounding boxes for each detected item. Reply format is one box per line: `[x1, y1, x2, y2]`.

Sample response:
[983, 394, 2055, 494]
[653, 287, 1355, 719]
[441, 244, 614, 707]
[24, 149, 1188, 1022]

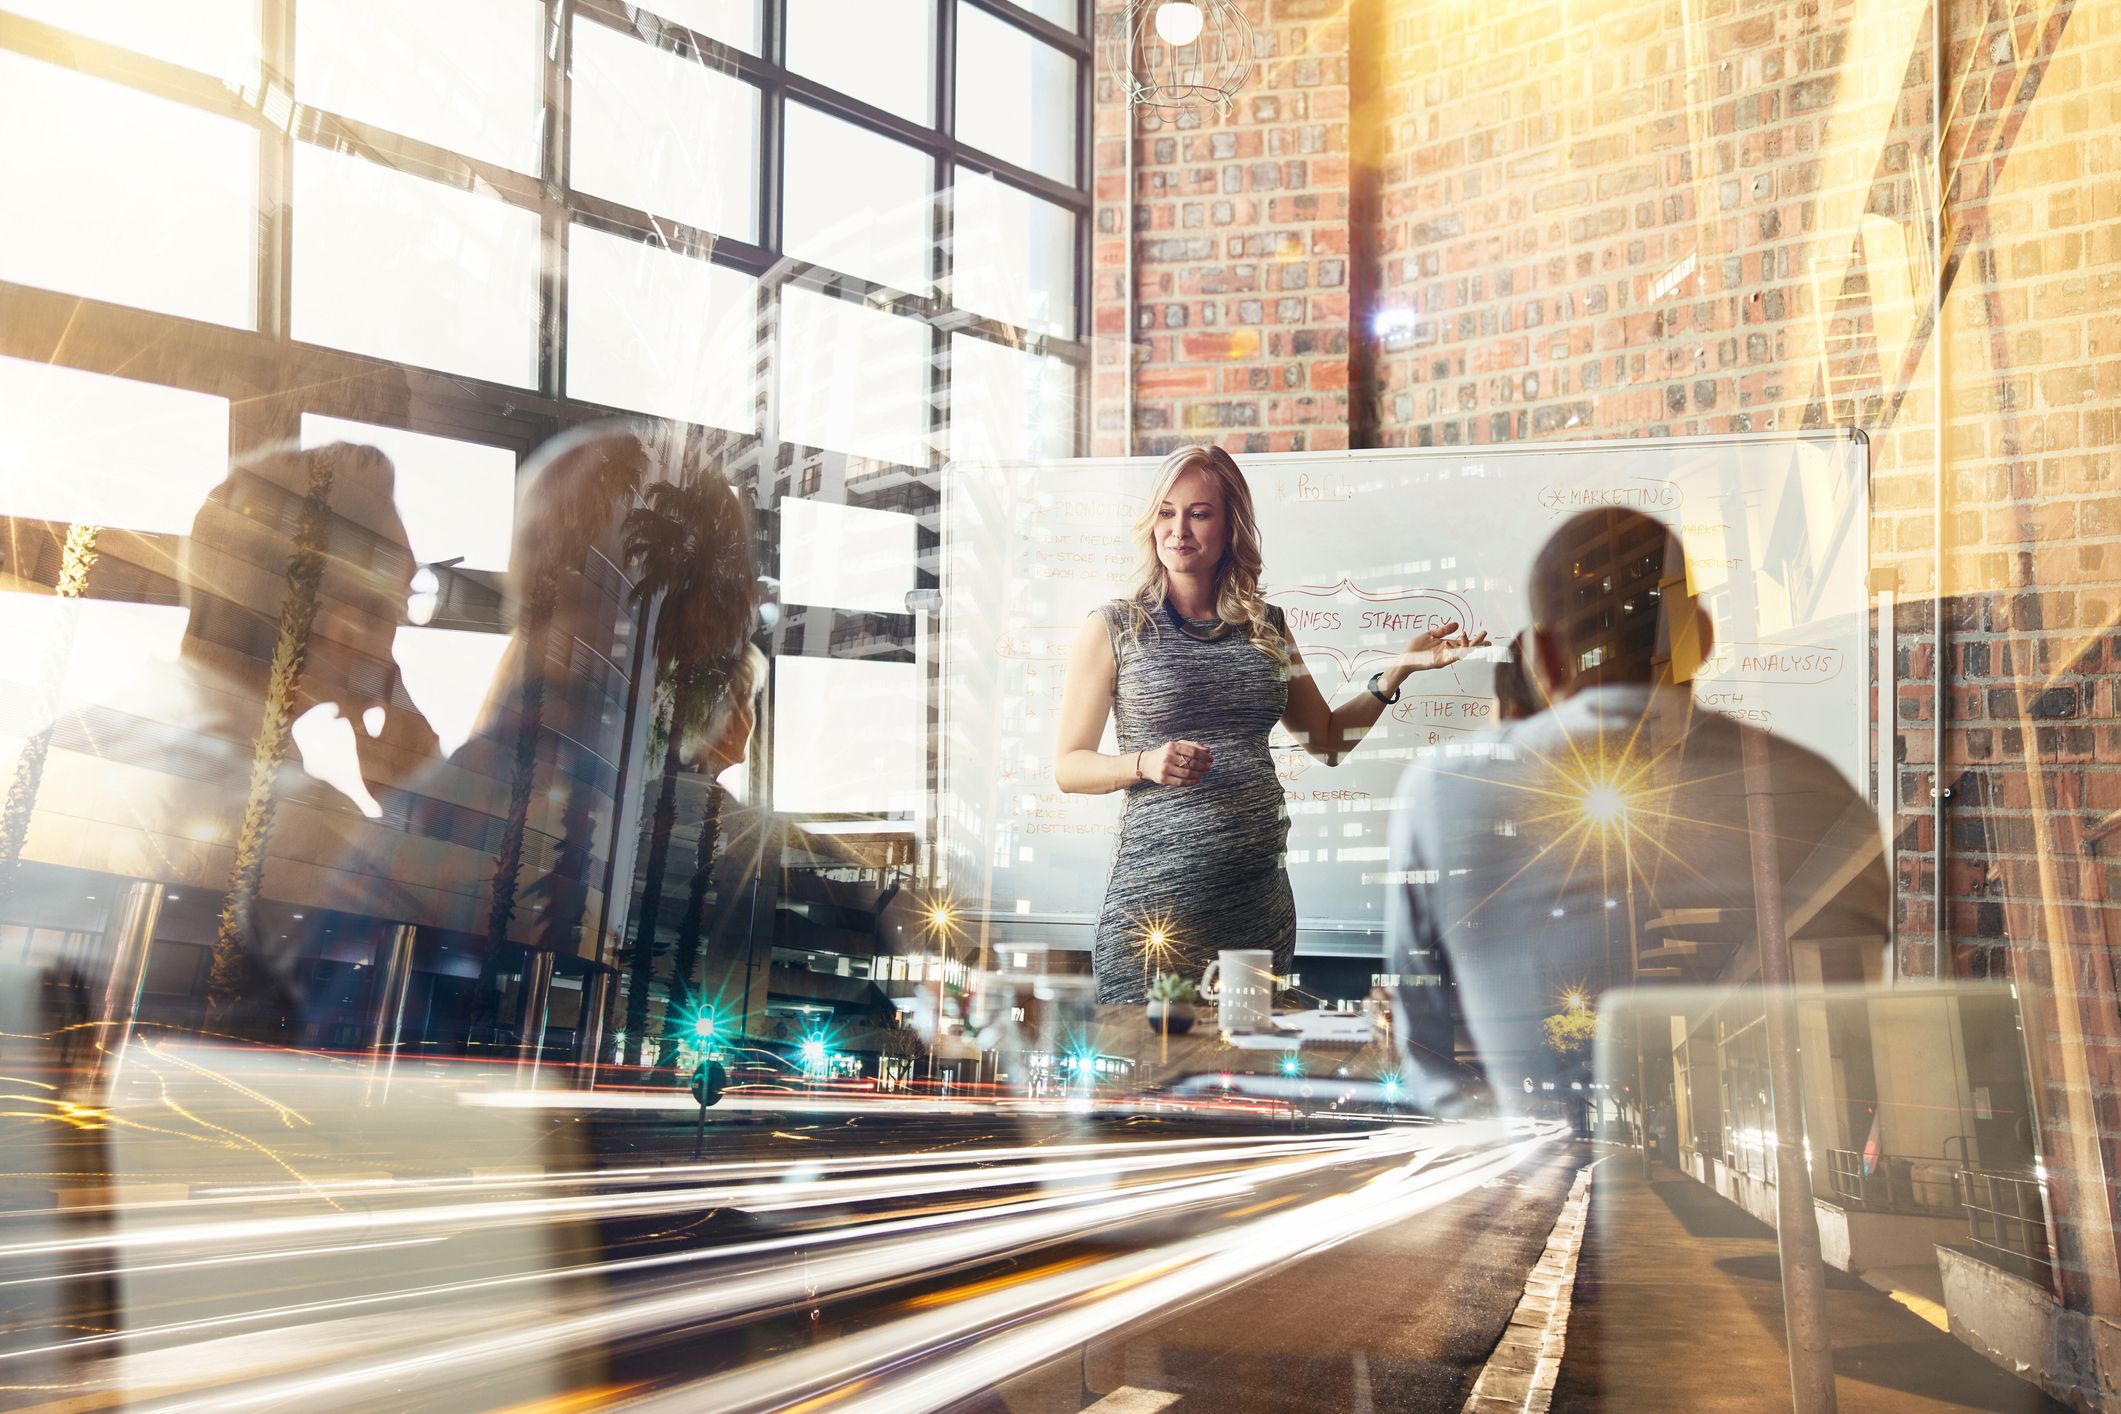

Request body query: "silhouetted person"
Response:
[1383, 508, 1889, 1116]
[457, 424, 654, 1055]
[189, 444, 439, 1036]
[97, 442, 438, 1039]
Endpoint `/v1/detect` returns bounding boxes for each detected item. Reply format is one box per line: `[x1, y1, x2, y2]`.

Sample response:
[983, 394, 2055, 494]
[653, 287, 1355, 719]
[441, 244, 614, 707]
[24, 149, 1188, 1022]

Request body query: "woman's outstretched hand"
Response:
[1140, 739, 1213, 786]
[1401, 621, 1492, 673]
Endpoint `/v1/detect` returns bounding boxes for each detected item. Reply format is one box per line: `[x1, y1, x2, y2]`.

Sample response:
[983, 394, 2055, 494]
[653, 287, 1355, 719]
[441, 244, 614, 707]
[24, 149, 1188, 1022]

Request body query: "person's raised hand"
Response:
[1141, 739, 1213, 786]
[1401, 621, 1492, 673]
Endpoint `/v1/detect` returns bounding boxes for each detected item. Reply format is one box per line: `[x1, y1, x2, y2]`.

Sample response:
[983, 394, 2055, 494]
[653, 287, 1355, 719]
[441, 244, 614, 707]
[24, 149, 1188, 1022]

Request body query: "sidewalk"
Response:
[1550, 1157, 2066, 1412]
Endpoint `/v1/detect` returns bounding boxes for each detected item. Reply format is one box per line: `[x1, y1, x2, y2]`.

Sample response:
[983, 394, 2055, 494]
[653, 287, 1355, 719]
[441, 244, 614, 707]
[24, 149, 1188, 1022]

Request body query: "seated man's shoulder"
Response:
[1391, 723, 1525, 799]
[1388, 723, 1541, 868]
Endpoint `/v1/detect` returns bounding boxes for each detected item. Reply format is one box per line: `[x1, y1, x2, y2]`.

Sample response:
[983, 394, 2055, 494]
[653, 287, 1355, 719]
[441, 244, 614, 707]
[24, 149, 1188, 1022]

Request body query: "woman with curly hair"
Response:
[1055, 444, 1485, 1003]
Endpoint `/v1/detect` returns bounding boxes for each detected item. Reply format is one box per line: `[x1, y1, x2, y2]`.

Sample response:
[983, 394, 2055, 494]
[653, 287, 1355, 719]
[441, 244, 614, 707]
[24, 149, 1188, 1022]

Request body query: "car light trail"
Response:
[95, 1125, 1535, 1413]
[8, 1034, 1561, 1414]
[0, 1133, 1377, 1262]
[625, 1128, 1562, 1413]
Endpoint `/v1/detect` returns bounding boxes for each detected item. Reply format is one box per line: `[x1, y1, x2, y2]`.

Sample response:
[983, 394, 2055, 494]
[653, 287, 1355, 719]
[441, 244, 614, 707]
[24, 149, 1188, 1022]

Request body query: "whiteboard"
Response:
[939, 433, 1870, 946]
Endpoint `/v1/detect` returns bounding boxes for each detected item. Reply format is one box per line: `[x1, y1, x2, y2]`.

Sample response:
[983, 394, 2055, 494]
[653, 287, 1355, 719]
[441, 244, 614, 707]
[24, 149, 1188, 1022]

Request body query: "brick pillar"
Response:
[1093, 0, 1357, 456]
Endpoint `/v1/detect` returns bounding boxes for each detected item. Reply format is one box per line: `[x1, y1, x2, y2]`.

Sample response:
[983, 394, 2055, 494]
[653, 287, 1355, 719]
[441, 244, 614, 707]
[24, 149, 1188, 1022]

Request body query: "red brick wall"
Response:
[1091, 0, 1355, 458]
[1364, 0, 1949, 957]
[1930, 0, 2121, 1308]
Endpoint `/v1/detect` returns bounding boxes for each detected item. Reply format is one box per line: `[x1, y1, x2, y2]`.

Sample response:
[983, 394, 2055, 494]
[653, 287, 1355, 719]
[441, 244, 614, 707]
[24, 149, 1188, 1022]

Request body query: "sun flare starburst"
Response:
[1419, 702, 1753, 1002]
[1128, 907, 1183, 989]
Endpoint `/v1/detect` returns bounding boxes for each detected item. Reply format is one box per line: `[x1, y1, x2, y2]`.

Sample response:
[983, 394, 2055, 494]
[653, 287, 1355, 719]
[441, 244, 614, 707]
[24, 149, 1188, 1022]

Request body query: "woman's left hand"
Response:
[1400, 621, 1491, 674]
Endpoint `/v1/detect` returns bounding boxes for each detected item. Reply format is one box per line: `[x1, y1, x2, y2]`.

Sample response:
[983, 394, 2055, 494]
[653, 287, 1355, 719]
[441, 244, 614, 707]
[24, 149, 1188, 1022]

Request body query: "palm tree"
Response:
[626, 668, 717, 1064]
[485, 431, 648, 955]
[618, 472, 756, 1065]
[664, 768, 728, 1051]
[209, 451, 341, 1016]
[0, 522, 101, 908]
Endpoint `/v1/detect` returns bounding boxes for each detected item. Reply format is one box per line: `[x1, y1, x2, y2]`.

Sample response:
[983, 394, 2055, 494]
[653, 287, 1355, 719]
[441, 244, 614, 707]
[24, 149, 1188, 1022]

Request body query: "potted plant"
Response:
[1146, 973, 1198, 1035]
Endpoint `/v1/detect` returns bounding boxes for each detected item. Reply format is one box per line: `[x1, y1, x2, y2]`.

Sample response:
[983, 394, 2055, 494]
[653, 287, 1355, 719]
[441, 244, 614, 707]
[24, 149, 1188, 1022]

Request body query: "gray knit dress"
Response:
[1091, 599, 1296, 1004]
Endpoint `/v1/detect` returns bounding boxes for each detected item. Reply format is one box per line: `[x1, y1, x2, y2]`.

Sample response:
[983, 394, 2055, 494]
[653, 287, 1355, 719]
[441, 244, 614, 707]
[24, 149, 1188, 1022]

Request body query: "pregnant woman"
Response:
[1054, 444, 1485, 1003]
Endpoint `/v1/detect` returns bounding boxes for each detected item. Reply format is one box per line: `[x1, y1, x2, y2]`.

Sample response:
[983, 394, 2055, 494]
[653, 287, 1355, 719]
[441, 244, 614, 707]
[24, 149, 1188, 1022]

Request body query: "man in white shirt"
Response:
[1383, 507, 1889, 1115]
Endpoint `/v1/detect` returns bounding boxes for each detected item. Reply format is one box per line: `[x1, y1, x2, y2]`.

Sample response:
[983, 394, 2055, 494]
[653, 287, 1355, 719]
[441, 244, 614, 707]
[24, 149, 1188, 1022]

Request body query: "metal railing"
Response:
[1825, 1147, 1961, 1217]
[1954, 1168, 2055, 1289]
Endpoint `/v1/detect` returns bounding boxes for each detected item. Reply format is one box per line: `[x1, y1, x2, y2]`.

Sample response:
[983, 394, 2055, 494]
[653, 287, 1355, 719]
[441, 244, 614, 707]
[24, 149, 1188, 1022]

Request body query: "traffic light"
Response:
[691, 1057, 727, 1108]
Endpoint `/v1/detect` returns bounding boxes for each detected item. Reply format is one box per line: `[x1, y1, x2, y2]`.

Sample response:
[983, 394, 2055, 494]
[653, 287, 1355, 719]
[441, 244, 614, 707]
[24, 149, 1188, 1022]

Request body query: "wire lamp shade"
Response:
[1121, 0, 1256, 118]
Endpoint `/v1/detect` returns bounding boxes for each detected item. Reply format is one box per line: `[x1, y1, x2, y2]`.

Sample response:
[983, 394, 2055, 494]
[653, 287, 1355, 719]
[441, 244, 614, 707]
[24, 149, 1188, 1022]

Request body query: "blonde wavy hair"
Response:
[1120, 444, 1285, 662]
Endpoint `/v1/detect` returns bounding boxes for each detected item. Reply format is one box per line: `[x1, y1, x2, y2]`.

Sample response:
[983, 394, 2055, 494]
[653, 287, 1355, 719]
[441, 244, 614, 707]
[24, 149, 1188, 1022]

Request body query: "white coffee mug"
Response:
[1201, 949, 1275, 1034]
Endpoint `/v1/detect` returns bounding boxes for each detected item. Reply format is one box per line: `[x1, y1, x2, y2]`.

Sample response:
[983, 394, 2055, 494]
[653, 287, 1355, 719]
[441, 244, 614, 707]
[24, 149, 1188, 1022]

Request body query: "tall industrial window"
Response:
[0, 0, 1089, 1042]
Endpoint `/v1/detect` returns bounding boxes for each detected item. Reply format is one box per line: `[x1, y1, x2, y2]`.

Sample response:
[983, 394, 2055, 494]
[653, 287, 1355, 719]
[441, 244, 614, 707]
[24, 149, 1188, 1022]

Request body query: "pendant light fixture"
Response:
[1120, 0, 1256, 120]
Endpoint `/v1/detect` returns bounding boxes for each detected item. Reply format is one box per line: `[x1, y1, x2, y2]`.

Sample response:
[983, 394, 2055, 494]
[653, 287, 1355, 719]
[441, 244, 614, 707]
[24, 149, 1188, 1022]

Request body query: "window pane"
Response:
[291, 144, 542, 387]
[779, 288, 931, 465]
[947, 334, 1074, 463]
[641, 0, 761, 52]
[999, 0, 1076, 29]
[298, 415, 517, 572]
[780, 497, 919, 614]
[569, 19, 761, 240]
[295, 0, 544, 173]
[955, 4, 1075, 182]
[0, 52, 256, 328]
[566, 224, 758, 433]
[786, 0, 935, 125]
[951, 168, 1075, 336]
[0, 0, 260, 83]
[391, 625, 513, 758]
[784, 104, 933, 295]
[0, 356, 230, 534]
[0, 596, 188, 736]
[773, 657, 921, 813]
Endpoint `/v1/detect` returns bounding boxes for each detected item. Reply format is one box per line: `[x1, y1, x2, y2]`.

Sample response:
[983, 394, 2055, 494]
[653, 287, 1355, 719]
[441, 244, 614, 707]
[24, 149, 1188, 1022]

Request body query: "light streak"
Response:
[899, 1253, 1105, 1310]
[0, 1133, 1378, 1262]
[637, 1130, 1563, 1412]
[124, 1136, 1426, 1411]
[0, 1235, 447, 1294]
[13, 1159, 1282, 1371]
[135, 1062, 341, 1207]
[141, 1043, 314, 1128]
[182, 1127, 1347, 1204]
[13, 1049, 1562, 1414]
[100, 1128, 1489, 1412]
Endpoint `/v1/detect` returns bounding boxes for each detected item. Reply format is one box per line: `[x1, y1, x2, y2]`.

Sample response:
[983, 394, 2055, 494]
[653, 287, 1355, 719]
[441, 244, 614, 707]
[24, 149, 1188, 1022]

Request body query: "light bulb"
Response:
[1153, 0, 1204, 46]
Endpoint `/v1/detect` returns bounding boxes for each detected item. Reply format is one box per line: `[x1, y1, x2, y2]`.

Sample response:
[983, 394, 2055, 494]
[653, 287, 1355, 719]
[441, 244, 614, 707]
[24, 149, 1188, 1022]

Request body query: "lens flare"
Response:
[1579, 780, 1629, 826]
